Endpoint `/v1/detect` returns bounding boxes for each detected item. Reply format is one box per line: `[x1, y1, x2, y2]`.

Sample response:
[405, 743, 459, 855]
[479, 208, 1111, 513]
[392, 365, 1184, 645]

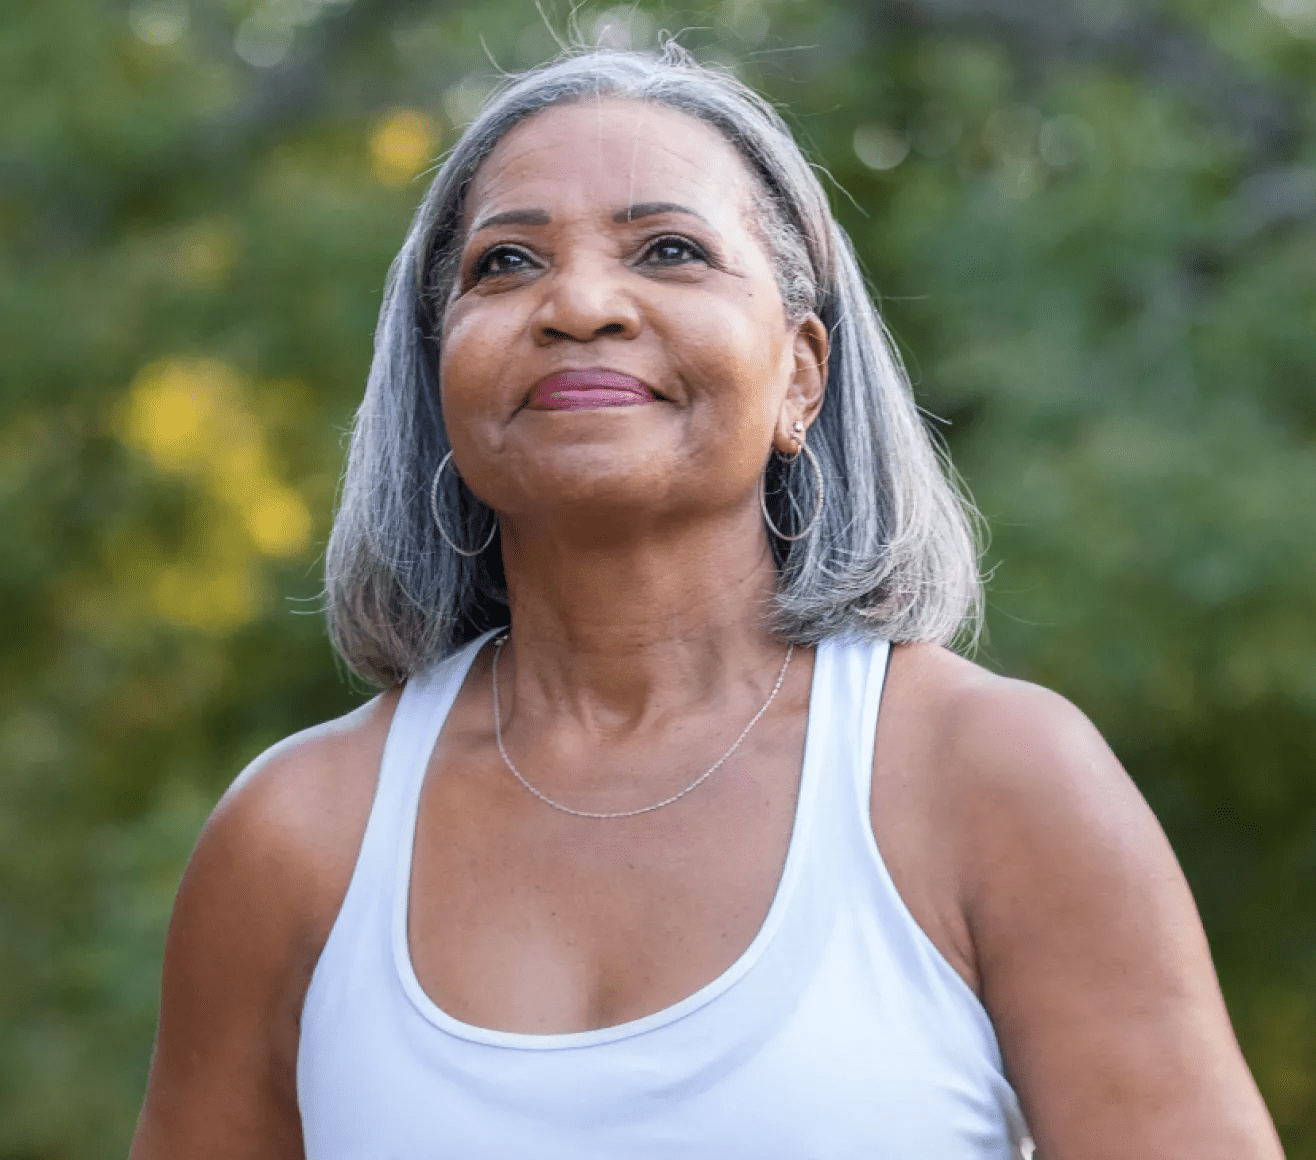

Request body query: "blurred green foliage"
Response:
[2, 0, 1313, 1155]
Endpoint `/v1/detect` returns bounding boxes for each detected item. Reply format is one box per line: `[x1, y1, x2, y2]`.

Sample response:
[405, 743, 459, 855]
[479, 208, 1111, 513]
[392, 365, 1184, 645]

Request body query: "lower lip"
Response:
[535, 388, 656, 411]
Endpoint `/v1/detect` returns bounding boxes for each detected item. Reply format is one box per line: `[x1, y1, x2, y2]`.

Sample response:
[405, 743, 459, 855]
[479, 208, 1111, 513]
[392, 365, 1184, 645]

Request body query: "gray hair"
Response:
[325, 43, 982, 686]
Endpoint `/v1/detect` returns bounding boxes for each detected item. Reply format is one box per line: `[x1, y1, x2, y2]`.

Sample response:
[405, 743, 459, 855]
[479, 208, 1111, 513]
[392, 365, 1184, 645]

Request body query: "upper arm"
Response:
[944, 679, 1283, 1159]
[131, 698, 392, 1160]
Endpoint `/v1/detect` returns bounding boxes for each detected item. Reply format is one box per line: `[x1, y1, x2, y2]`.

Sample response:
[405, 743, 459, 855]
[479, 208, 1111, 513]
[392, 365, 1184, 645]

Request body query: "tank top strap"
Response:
[376, 630, 499, 849]
[856, 634, 893, 796]
[790, 634, 890, 897]
[816, 633, 1024, 1111]
[316, 629, 501, 952]
[809, 633, 891, 803]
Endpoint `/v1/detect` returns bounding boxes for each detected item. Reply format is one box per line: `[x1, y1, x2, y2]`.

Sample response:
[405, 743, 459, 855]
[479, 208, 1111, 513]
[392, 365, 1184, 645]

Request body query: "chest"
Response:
[302, 902, 1024, 1159]
[405, 711, 807, 1035]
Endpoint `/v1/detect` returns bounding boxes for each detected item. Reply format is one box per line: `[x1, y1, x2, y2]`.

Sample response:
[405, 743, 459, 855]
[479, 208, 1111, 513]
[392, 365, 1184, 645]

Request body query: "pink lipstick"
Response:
[528, 369, 656, 411]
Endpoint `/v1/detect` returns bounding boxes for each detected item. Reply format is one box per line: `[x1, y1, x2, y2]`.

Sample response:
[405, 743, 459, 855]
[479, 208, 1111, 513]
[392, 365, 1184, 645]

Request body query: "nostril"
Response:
[539, 322, 628, 342]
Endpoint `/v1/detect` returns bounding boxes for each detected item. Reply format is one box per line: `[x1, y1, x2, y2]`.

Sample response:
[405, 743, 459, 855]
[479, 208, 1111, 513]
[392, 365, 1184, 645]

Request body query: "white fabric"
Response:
[298, 631, 1030, 1158]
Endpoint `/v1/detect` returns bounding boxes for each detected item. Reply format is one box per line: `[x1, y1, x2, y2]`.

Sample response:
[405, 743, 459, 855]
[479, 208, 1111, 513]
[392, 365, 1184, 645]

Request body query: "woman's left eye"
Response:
[641, 236, 706, 265]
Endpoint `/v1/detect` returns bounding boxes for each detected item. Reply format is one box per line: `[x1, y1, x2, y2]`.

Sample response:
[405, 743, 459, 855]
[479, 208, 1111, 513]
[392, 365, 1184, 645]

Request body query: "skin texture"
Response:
[131, 99, 1285, 1159]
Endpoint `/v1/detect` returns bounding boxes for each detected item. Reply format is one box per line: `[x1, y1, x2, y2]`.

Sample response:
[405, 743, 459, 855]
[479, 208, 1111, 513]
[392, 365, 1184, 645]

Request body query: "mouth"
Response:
[527, 369, 660, 412]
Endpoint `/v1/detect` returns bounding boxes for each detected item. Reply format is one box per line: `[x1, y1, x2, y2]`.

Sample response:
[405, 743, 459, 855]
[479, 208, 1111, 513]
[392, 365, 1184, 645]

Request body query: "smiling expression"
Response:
[437, 97, 826, 530]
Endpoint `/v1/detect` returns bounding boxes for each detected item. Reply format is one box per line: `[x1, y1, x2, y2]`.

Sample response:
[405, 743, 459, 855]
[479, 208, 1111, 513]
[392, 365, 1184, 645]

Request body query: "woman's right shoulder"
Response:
[198, 687, 404, 944]
[131, 689, 406, 1157]
[160, 686, 406, 1018]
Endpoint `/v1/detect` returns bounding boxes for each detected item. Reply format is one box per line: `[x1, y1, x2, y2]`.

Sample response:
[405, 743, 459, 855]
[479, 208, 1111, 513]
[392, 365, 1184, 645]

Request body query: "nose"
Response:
[530, 256, 642, 345]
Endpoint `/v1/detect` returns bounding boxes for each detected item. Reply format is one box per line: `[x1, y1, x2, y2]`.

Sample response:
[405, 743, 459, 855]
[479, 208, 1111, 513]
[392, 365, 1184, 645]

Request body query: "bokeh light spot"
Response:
[854, 124, 910, 171]
[122, 360, 234, 472]
[590, 6, 656, 49]
[128, 0, 188, 46]
[370, 108, 439, 185]
[120, 359, 315, 567]
[151, 558, 262, 632]
[245, 486, 313, 558]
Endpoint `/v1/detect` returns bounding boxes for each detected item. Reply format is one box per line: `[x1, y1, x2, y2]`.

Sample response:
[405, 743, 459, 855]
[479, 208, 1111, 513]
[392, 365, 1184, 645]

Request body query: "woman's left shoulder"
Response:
[881, 639, 1185, 955]
[881, 641, 1136, 843]
[879, 643, 1283, 1158]
[873, 640, 1160, 1002]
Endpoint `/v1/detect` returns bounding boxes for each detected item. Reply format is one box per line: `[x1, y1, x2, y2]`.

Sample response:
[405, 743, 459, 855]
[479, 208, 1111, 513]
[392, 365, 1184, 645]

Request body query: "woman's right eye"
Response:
[474, 246, 535, 279]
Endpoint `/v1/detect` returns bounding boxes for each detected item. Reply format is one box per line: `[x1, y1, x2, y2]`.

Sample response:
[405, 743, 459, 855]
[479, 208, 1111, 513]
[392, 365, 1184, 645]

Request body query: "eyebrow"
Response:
[471, 208, 552, 233]
[613, 201, 708, 225]
[470, 202, 709, 234]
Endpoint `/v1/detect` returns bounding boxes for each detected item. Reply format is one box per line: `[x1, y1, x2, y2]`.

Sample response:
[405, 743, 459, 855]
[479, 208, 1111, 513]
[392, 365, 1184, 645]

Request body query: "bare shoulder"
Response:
[882, 642, 1185, 954]
[876, 643, 1283, 1159]
[883, 640, 1117, 796]
[131, 689, 401, 1159]
[202, 687, 402, 941]
[881, 643, 1150, 876]
[880, 641, 1189, 986]
[165, 685, 403, 1040]
[872, 642, 1134, 992]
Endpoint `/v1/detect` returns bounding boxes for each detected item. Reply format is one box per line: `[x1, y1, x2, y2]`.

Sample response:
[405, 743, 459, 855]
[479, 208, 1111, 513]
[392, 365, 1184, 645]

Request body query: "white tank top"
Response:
[298, 630, 1031, 1158]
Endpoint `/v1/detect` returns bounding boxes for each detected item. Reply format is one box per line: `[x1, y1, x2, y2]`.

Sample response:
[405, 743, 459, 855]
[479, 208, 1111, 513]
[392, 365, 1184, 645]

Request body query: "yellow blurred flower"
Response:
[150, 557, 263, 633]
[370, 107, 439, 185]
[244, 484, 313, 559]
[121, 358, 237, 471]
[118, 358, 316, 630]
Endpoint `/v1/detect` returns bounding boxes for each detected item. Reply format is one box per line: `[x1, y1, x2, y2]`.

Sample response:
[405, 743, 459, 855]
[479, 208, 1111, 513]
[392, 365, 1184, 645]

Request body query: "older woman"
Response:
[132, 46, 1282, 1160]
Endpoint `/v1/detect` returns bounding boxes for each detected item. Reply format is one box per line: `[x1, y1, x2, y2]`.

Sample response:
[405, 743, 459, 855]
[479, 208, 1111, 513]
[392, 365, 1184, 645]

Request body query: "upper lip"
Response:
[528, 368, 662, 402]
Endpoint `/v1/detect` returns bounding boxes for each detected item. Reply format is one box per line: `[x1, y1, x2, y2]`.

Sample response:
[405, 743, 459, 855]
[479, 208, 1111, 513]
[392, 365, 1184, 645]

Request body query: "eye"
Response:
[640, 235, 707, 266]
[473, 245, 536, 279]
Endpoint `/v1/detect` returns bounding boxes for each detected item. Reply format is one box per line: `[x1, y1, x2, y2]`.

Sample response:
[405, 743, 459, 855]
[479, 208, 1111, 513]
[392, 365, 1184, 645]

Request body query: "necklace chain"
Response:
[490, 636, 794, 820]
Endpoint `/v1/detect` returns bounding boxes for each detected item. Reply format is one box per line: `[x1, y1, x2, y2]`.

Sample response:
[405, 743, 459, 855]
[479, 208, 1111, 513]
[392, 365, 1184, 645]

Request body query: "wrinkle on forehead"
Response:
[462, 97, 758, 233]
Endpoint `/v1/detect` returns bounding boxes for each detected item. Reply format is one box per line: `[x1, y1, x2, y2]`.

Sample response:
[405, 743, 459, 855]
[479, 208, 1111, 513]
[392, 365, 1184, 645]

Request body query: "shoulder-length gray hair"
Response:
[325, 43, 981, 686]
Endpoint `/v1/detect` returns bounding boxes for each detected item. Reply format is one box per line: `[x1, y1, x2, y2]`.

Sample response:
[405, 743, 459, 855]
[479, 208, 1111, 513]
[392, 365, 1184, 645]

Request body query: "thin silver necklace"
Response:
[490, 635, 794, 820]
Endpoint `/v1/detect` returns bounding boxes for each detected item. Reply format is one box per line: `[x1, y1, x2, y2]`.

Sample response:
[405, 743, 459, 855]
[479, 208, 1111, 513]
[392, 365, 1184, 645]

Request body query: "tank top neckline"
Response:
[387, 629, 834, 1052]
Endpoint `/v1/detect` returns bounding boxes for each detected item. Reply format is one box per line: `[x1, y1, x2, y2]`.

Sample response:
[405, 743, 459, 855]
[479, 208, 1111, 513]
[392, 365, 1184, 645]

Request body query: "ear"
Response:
[774, 313, 829, 455]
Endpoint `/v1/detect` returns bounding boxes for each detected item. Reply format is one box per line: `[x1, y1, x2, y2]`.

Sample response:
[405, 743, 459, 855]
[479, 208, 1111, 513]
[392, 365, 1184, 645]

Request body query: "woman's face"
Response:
[439, 97, 826, 534]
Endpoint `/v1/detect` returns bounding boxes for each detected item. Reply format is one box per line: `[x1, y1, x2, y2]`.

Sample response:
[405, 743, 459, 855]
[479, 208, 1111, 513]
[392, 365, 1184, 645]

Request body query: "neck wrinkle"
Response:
[494, 502, 787, 733]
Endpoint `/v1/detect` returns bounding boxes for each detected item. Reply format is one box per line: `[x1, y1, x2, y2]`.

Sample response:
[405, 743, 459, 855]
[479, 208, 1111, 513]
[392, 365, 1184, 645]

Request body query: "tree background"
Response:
[2, 0, 1313, 1155]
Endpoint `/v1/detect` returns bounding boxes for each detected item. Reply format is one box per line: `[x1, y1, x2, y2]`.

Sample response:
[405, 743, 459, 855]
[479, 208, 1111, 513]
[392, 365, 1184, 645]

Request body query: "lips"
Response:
[528, 369, 657, 411]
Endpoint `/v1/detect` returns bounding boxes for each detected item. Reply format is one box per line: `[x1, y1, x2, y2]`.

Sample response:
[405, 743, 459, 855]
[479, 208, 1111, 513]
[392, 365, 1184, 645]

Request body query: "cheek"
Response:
[664, 319, 789, 485]
[667, 292, 791, 415]
[438, 305, 518, 417]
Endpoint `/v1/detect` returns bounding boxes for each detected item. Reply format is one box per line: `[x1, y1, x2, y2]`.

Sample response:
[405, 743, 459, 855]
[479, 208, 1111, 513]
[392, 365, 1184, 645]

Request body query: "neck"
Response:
[495, 504, 787, 729]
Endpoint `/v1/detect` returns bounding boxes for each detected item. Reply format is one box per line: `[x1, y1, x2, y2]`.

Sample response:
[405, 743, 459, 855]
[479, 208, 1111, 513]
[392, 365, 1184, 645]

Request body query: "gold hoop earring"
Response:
[430, 450, 499, 558]
[760, 441, 824, 542]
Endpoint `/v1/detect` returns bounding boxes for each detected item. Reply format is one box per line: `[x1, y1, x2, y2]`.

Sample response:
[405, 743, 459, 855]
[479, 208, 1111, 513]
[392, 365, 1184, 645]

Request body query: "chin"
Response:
[492, 423, 673, 493]
[517, 456, 678, 514]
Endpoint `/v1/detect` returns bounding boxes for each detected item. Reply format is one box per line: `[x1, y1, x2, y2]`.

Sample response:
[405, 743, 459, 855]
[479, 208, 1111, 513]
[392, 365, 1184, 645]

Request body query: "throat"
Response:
[494, 498, 782, 717]
[490, 635, 794, 820]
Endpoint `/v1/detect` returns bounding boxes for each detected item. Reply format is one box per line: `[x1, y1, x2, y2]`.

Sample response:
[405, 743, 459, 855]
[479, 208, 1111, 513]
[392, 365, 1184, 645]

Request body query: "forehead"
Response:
[464, 97, 758, 227]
